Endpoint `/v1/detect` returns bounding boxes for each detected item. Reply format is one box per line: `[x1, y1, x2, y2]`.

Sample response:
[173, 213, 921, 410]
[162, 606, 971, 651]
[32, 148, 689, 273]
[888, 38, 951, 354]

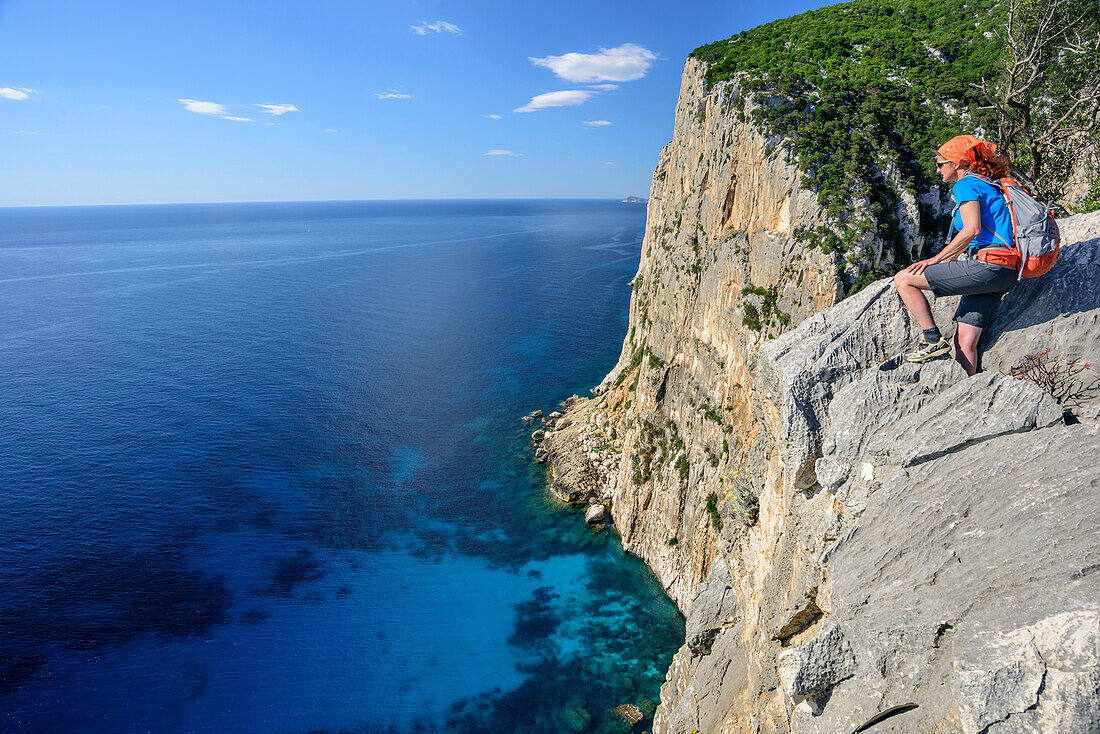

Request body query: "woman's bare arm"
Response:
[905, 201, 981, 275]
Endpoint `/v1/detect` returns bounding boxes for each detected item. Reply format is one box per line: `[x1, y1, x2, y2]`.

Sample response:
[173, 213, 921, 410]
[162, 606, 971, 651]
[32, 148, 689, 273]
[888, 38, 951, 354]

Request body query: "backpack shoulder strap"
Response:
[958, 173, 1012, 247]
[962, 172, 1003, 191]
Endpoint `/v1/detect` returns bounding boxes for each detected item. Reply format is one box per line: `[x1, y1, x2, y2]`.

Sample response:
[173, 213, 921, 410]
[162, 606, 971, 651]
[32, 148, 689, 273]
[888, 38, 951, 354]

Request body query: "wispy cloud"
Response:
[1, 87, 36, 100]
[376, 89, 413, 100]
[13, 130, 39, 135]
[412, 20, 461, 35]
[254, 103, 299, 116]
[530, 44, 657, 83]
[484, 114, 502, 119]
[587, 84, 620, 91]
[484, 149, 523, 157]
[179, 98, 252, 121]
[180, 99, 228, 116]
[514, 90, 593, 113]
[583, 120, 612, 127]
[325, 129, 338, 133]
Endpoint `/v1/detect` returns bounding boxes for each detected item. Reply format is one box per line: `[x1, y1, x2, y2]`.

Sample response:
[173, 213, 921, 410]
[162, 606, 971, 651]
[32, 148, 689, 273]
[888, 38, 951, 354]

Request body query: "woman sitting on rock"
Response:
[893, 135, 1017, 375]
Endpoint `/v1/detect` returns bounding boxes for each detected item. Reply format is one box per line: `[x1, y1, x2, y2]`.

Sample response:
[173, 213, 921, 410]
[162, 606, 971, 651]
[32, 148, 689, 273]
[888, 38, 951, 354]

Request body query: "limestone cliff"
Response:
[540, 54, 1100, 733]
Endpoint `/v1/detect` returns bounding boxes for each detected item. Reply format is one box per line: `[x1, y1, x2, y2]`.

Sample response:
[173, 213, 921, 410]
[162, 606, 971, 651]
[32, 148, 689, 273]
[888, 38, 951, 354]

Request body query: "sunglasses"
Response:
[936, 161, 954, 169]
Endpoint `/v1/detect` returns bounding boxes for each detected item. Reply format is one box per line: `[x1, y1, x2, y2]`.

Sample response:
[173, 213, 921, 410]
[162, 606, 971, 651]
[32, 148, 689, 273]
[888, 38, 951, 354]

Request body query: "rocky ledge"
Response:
[537, 212, 1100, 733]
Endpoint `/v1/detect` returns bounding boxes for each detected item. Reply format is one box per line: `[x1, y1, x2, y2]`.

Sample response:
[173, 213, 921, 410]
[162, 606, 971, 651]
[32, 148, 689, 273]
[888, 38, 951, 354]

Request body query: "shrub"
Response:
[846, 267, 888, 296]
[721, 468, 759, 526]
[741, 283, 791, 333]
[675, 454, 690, 480]
[742, 303, 762, 331]
[1003, 348, 1099, 410]
[1075, 179, 1100, 214]
[705, 492, 723, 530]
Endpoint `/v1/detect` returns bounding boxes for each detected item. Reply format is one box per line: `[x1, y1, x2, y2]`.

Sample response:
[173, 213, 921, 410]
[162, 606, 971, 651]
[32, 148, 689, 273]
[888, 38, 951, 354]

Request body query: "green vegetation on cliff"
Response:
[691, 0, 1004, 280]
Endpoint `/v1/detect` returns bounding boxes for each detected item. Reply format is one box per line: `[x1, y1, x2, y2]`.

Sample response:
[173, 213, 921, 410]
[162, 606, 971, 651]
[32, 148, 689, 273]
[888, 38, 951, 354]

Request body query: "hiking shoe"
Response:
[905, 337, 950, 363]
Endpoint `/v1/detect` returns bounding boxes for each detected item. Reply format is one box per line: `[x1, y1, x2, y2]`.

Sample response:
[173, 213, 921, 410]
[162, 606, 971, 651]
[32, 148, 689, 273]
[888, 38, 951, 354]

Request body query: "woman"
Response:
[893, 135, 1017, 375]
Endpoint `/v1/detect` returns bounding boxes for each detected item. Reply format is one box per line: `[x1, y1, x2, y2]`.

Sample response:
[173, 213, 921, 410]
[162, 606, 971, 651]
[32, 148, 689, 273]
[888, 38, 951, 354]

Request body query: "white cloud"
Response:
[179, 99, 252, 121]
[325, 129, 339, 133]
[583, 120, 612, 127]
[377, 89, 413, 100]
[180, 99, 228, 116]
[13, 130, 39, 135]
[514, 89, 593, 113]
[484, 149, 523, 156]
[604, 161, 615, 165]
[587, 84, 620, 91]
[412, 20, 461, 35]
[484, 114, 502, 119]
[254, 103, 299, 116]
[0, 87, 35, 100]
[529, 44, 657, 83]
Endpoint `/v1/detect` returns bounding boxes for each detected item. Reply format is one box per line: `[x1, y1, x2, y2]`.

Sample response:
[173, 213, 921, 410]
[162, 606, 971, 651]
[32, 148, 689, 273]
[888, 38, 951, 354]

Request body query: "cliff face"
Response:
[541, 57, 1100, 733]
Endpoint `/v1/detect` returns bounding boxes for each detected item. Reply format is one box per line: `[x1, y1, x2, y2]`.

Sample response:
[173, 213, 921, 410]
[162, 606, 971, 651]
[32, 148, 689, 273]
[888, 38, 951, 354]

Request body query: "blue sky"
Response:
[0, 0, 830, 206]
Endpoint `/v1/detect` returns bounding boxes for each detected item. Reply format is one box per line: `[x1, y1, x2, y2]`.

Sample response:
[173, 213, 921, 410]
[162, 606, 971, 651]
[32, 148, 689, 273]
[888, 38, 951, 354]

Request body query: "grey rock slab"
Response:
[863, 371, 1063, 468]
[820, 424, 1100, 731]
[685, 555, 739, 642]
[952, 611, 1100, 734]
[953, 626, 1045, 734]
[758, 279, 965, 492]
[778, 621, 858, 705]
[829, 424, 1100, 632]
[816, 358, 966, 508]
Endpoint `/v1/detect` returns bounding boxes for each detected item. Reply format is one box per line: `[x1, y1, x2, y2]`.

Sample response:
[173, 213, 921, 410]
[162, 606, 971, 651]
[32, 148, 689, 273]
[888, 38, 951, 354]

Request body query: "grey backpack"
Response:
[965, 173, 1060, 279]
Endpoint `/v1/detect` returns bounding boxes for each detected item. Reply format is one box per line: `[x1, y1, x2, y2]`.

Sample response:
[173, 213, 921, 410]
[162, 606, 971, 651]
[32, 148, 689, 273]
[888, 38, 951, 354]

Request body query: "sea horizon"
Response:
[0, 197, 651, 210]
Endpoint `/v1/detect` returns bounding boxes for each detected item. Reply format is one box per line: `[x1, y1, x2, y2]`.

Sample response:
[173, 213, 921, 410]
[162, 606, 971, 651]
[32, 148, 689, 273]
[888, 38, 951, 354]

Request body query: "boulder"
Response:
[584, 504, 607, 525]
[614, 703, 644, 725]
[777, 622, 857, 705]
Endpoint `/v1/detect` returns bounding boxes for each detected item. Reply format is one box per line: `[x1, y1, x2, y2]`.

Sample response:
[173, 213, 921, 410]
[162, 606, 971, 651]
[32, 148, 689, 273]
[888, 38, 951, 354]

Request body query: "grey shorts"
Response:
[923, 260, 1018, 328]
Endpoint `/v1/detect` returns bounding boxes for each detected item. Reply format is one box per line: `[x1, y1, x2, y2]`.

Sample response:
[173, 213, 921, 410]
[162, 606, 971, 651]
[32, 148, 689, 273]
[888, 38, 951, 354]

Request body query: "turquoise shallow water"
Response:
[0, 200, 683, 733]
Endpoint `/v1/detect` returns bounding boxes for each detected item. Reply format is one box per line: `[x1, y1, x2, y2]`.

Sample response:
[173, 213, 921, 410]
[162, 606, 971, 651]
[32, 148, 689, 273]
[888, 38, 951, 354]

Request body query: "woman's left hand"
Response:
[906, 258, 936, 275]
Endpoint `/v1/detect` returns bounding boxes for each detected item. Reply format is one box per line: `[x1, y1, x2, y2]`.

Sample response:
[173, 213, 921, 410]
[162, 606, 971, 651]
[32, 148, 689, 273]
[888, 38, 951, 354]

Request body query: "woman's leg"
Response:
[893, 270, 937, 331]
[954, 322, 982, 376]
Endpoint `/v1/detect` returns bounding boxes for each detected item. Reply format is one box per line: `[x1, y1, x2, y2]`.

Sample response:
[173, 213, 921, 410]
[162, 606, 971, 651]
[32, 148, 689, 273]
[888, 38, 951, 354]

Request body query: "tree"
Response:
[976, 0, 1100, 205]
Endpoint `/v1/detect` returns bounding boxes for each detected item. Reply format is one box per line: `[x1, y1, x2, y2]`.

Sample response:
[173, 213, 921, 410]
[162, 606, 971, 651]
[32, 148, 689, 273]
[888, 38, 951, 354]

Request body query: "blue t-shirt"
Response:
[951, 175, 1014, 248]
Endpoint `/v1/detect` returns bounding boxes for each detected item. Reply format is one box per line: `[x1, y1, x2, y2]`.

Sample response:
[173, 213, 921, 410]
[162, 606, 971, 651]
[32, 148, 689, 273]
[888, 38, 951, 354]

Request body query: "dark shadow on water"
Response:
[507, 586, 561, 648]
[0, 542, 233, 694]
[260, 547, 327, 597]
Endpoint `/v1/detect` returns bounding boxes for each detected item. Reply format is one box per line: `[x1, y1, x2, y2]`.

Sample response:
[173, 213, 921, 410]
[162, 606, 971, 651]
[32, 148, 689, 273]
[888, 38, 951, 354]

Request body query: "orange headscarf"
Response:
[937, 135, 997, 167]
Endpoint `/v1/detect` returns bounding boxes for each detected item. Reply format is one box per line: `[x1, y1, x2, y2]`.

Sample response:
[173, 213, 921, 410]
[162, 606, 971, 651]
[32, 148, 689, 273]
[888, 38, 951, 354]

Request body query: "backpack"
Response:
[958, 173, 1060, 279]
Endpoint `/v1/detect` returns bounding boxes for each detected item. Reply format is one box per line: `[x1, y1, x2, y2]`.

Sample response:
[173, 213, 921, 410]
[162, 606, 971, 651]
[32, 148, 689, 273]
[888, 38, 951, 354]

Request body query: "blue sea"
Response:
[0, 200, 682, 733]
